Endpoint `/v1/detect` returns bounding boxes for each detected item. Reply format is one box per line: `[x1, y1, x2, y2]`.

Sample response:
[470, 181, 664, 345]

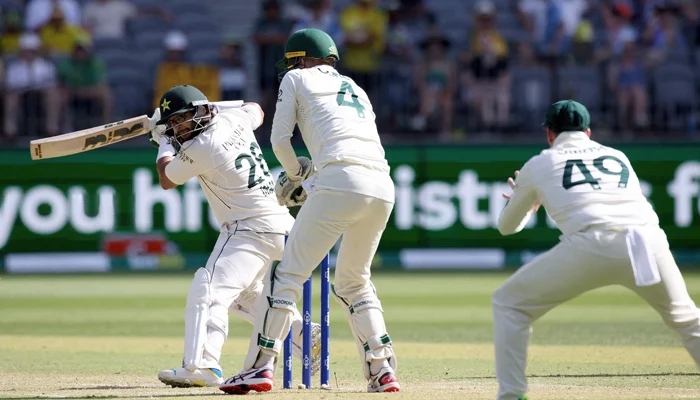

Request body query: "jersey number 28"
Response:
[235, 142, 271, 189]
[562, 156, 629, 190]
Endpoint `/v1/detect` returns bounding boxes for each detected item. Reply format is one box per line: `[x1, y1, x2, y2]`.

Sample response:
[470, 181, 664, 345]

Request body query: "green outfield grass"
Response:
[1, 272, 699, 400]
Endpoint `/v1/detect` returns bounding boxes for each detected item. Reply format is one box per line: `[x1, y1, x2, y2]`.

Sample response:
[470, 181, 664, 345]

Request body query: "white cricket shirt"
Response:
[270, 65, 394, 203]
[165, 104, 293, 232]
[498, 131, 659, 236]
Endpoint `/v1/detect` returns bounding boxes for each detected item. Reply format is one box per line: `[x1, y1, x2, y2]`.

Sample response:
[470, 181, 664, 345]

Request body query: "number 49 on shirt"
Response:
[562, 156, 629, 190]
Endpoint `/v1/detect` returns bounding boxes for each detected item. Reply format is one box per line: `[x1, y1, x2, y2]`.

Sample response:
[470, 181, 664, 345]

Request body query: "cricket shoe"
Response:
[219, 366, 274, 395]
[367, 366, 400, 393]
[292, 322, 322, 375]
[158, 367, 223, 387]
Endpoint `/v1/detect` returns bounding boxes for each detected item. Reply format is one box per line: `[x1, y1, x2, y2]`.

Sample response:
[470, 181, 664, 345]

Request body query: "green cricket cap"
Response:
[542, 100, 590, 133]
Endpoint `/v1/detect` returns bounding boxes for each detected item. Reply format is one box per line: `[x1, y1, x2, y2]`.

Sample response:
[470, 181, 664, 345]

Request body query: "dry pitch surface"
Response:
[1, 273, 699, 400]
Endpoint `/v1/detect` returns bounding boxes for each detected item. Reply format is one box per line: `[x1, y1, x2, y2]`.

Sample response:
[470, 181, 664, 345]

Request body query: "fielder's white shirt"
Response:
[498, 131, 659, 236]
[270, 65, 393, 202]
[165, 104, 293, 233]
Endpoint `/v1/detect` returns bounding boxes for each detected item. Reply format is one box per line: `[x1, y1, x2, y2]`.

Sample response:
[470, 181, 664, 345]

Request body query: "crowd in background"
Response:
[0, 0, 699, 147]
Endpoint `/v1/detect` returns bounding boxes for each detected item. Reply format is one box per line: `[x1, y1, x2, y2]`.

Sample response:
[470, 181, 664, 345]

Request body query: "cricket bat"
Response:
[30, 115, 150, 160]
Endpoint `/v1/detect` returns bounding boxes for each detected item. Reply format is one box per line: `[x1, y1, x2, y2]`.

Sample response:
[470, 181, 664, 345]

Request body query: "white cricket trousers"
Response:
[196, 227, 303, 369]
[242, 164, 396, 374]
[272, 188, 393, 307]
[492, 227, 700, 400]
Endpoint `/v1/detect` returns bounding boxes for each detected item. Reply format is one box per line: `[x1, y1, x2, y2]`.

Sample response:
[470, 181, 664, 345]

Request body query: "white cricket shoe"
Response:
[219, 366, 274, 395]
[158, 367, 223, 388]
[292, 322, 322, 375]
[367, 366, 400, 393]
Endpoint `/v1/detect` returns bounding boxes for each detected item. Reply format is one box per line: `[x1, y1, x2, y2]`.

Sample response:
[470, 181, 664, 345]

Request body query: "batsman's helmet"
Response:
[275, 28, 339, 76]
[156, 85, 209, 125]
[155, 85, 213, 149]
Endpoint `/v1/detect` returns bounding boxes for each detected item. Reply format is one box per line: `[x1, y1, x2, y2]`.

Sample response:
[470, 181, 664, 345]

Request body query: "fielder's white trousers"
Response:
[492, 227, 700, 400]
[272, 188, 393, 308]
[243, 187, 393, 364]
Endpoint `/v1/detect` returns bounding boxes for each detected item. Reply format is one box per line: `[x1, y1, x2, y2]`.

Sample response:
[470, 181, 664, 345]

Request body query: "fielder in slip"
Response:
[493, 100, 700, 400]
[149, 85, 321, 388]
[220, 29, 400, 394]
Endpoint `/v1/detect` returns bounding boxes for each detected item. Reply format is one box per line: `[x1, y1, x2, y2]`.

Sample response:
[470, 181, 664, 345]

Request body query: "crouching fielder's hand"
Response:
[275, 156, 315, 207]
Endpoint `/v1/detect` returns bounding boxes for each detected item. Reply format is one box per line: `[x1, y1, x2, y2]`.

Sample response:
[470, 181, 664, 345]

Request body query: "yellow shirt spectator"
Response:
[153, 62, 220, 108]
[470, 31, 508, 58]
[0, 10, 24, 56]
[1, 34, 21, 55]
[339, 0, 387, 72]
[40, 24, 90, 56]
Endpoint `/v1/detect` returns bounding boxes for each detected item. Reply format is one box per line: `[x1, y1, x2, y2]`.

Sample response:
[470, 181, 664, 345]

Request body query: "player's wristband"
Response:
[157, 137, 176, 161]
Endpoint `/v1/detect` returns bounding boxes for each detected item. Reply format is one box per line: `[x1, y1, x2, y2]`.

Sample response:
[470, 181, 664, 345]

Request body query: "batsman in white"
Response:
[220, 28, 400, 394]
[148, 85, 322, 388]
[493, 100, 700, 400]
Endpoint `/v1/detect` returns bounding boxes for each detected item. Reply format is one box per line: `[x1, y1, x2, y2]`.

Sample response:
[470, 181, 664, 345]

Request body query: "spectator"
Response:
[398, 0, 436, 47]
[594, 3, 638, 64]
[635, 0, 666, 39]
[461, 0, 511, 132]
[569, 19, 595, 65]
[153, 31, 220, 108]
[39, 6, 90, 58]
[25, 0, 81, 31]
[517, 0, 549, 54]
[339, 0, 387, 99]
[83, 0, 173, 40]
[607, 41, 649, 132]
[284, 0, 311, 24]
[0, 8, 24, 56]
[677, 0, 699, 46]
[162, 30, 188, 62]
[410, 31, 455, 139]
[517, 0, 567, 61]
[3, 33, 60, 140]
[218, 34, 246, 101]
[253, 0, 293, 120]
[644, 2, 688, 65]
[558, 0, 589, 44]
[57, 36, 112, 130]
[292, 0, 343, 45]
[380, 1, 416, 132]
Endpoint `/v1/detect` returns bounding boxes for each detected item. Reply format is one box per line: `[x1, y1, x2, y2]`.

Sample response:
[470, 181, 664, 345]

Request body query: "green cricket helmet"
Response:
[156, 85, 209, 125]
[275, 28, 339, 74]
[156, 85, 213, 148]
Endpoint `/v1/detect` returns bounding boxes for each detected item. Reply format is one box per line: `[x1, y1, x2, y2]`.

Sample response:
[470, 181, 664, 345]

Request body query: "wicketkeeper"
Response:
[221, 29, 400, 394]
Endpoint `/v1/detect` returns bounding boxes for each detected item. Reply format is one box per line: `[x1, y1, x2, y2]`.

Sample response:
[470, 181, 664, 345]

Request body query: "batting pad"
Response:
[183, 268, 211, 369]
[332, 285, 397, 379]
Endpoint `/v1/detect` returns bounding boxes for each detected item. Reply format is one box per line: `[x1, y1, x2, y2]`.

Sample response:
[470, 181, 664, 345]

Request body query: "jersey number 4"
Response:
[235, 142, 271, 189]
[336, 81, 366, 118]
[562, 156, 629, 190]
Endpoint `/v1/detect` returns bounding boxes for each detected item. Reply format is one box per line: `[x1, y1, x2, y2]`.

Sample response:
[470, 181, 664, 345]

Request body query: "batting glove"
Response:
[148, 108, 167, 148]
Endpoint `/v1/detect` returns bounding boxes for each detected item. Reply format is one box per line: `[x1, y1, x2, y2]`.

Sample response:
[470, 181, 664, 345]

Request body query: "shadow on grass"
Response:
[461, 372, 700, 380]
[26, 385, 358, 399]
[28, 390, 222, 400]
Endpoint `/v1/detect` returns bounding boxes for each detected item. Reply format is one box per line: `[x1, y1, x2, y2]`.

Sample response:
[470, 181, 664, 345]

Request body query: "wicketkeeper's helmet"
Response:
[275, 28, 339, 79]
